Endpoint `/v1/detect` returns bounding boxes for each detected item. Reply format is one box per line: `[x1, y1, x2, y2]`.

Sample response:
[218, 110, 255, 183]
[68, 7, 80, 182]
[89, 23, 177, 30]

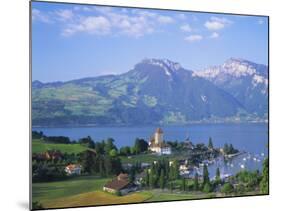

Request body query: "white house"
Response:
[65, 164, 82, 176]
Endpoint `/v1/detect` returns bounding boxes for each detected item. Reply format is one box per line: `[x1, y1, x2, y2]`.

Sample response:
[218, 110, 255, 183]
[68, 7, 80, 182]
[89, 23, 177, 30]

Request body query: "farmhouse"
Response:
[148, 128, 171, 155]
[103, 173, 138, 195]
[65, 164, 82, 175]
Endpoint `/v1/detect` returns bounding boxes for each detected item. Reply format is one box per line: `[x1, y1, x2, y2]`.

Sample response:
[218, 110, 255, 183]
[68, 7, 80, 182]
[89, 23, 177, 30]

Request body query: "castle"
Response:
[148, 128, 171, 155]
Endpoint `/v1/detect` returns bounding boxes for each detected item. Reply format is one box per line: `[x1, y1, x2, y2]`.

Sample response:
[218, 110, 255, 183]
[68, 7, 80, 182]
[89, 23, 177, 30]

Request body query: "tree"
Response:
[134, 138, 149, 154]
[159, 169, 165, 190]
[182, 178, 187, 191]
[221, 183, 234, 194]
[208, 137, 214, 149]
[129, 166, 136, 183]
[79, 150, 96, 174]
[145, 169, 150, 187]
[130, 146, 136, 155]
[194, 173, 199, 191]
[169, 181, 174, 193]
[109, 149, 118, 157]
[149, 167, 157, 188]
[169, 160, 180, 180]
[104, 155, 112, 176]
[223, 143, 229, 154]
[119, 146, 131, 156]
[78, 136, 95, 148]
[215, 167, 221, 184]
[95, 142, 105, 155]
[260, 157, 269, 194]
[203, 182, 212, 193]
[105, 138, 117, 155]
[203, 164, 210, 186]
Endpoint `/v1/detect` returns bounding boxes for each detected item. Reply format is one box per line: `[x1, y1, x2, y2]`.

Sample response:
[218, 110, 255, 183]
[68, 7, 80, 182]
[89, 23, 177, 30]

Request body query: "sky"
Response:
[32, 1, 269, 82]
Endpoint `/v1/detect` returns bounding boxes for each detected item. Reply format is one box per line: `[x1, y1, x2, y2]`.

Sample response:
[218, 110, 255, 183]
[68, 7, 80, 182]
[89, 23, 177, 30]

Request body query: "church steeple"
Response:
[155, 128, 163, 144]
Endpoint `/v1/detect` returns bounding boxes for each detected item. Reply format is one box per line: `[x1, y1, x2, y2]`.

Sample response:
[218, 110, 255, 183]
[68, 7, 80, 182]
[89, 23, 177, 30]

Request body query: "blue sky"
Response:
[32, 1, 268, 82]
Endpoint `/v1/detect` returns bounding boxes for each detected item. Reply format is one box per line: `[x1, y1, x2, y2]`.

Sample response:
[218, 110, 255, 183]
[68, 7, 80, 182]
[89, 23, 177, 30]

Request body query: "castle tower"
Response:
[155, 128, 163, 144]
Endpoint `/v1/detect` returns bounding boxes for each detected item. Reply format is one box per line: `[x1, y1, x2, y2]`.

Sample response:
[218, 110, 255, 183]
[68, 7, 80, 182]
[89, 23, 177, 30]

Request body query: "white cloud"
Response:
[210, 32, 219, 38]
[180, 24, 192, 32]
[62, 16, 111, 36]
[32, 9, 51, 23]
[157, 15, 174, 24]
[204, 16, 232, 31]
[55, 9, 74, 21]
[33, 6, 175, 38]
[184, 34, 203, 42]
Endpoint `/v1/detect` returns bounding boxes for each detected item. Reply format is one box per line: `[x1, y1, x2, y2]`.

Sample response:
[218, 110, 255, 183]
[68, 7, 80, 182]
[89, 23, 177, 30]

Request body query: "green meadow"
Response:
[33, 175, 215, 209]
[32, 139, 89, 154]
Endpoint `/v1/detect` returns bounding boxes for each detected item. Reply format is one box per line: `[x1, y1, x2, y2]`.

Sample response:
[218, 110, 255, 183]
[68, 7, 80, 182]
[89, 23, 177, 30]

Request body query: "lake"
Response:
[33, 123, 268, 154]
[33, 123, 268, 177]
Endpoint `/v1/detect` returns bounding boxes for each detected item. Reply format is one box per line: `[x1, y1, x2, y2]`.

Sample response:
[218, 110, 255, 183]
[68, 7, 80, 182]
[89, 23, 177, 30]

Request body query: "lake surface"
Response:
[33, 123, 268, 177]
[33, 123, 268, 154]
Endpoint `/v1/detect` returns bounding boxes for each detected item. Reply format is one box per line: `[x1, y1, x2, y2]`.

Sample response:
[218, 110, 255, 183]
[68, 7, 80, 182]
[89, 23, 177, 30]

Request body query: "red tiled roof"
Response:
[104, 179, 130, 191]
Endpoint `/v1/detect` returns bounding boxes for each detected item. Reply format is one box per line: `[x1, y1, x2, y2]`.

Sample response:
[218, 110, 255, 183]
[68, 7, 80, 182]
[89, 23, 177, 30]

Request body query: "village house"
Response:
[179, 160, 189, 176]
[65, 164, 82, 176]
[148, 128, 171, 155]
[103, 173, 138, 195]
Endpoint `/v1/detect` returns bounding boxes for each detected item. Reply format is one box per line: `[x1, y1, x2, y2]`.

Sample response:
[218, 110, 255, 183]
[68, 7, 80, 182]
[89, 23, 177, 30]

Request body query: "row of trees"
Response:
[142, 159, 180, 189]
[78, 150, 122, 176]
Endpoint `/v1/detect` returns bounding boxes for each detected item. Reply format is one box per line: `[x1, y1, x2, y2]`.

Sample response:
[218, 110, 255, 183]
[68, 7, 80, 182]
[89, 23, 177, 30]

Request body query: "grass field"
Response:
[33, 176, 153, 209]
[32, 176, 109, 202]
[144, 190, 215, 202]
[33, 175, 216, 209]
[32, 139, 89, 154]
[43, 191, 152, 208]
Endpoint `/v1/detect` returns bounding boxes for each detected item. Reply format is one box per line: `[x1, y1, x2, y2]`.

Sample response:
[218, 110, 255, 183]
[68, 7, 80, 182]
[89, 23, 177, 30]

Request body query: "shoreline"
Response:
[32, 121, 268, 129]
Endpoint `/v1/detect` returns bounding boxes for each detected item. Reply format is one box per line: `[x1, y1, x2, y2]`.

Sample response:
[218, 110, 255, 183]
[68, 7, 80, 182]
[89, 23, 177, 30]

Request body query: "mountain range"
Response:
[32, 58, 268, 126]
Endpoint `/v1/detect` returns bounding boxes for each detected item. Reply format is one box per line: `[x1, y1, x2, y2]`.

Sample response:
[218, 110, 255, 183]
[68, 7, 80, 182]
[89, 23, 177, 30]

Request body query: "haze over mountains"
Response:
[32, 58, 268, 126]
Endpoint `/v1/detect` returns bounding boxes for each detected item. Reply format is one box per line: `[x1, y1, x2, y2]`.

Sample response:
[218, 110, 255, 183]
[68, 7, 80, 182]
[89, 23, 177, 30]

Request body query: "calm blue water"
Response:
[33, 123, 268, 177]
[33, 123, 268, 154]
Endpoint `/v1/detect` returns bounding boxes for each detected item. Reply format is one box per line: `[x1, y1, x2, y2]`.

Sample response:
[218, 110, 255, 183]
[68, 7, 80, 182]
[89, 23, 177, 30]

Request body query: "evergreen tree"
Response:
[149, 167, 156, 188]
[194, 173, 199, 191]
[208, 137, 214, 149]
[129, 166, 136, 183]
[98, 157, 105, 176]
[223, 143, 229, 154]
[104, 155, 112, 176]
[145, 169, 149, 187]
[203, 164, 210, 186]
[170, 181, 174, 193]
[203, 182, 212, 193]
[215, 167, 221, 184]
[182, 178, 186, 191]
[159, 169, 165, 189]
[79, 150, 96, 174]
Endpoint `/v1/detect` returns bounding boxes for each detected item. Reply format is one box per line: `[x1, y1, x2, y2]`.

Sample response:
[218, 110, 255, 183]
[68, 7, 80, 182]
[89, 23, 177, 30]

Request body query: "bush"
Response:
[221, 183, 234, 194]
[115, 190, 122, 196]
